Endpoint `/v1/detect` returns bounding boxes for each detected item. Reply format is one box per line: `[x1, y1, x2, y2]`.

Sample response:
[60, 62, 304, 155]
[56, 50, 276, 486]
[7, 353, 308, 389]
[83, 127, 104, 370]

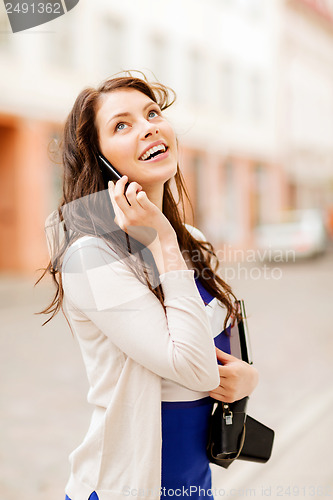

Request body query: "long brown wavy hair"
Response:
[37, 72, 240, 332]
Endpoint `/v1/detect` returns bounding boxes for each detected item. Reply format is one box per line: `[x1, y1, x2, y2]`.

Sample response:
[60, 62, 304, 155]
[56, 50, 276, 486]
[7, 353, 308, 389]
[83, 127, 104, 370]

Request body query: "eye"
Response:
[115, 122, 127, 132]
[148, 109, 160, 119]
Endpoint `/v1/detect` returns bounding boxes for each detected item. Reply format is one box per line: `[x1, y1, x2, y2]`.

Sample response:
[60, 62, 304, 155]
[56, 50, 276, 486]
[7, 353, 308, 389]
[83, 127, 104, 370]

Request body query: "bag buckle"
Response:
[223, 404, 233, 425]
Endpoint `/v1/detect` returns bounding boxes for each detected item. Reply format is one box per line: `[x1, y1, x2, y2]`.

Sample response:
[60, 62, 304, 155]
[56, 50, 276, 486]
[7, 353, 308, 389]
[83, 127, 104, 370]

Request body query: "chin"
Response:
[151, 161, 177, 178]
[165, 160, 178, 177]
[136, 158, 177, 185]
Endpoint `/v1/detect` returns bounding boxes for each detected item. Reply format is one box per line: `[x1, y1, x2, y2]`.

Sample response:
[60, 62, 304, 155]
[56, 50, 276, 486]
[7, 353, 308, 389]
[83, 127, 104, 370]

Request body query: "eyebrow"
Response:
[106, 101, 157, 127]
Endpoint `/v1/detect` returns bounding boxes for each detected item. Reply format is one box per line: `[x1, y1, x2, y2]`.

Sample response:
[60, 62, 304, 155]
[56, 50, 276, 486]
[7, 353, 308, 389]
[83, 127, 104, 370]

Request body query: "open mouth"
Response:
[139, 144, 168, 161]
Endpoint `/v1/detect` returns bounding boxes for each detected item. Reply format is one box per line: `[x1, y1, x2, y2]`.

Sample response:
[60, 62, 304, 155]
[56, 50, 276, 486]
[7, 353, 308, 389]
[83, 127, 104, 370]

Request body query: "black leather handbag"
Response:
[206, 396, 275, 469]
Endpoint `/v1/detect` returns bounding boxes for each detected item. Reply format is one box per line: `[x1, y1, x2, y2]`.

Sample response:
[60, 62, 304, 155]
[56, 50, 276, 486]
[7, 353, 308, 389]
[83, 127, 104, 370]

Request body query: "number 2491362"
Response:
[5, 3, 62, 15]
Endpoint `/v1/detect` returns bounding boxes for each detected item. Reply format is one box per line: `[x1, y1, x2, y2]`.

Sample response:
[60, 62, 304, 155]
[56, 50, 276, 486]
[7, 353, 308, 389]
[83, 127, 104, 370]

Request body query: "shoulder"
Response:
[62, 236, 157, 311]
[184, 223, 207, 242]
[62, 236, 119, 274]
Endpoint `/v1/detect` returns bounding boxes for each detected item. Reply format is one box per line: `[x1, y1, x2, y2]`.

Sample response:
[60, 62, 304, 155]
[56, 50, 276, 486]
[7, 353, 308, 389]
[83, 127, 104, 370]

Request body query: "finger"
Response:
[218, 361, 241, 384]
[125, 182, 144, 208]
[108, 180, 126, 225]
[218, 377, 234, 392]
[209, 389, 228, 402]
[209, 393, 224, 403]
[108, 180, 118, 210]
[114, 175, 129, 194]
[209, 389, 237, 404]
[217, 370, 229, 382]
[113, 176, 134, 212]
[215, 347, 237, 364]
[217, 365, 228, 381]
[127, 187, 154, 213]
[108, 180, 123, 210]
[136, 190, 151, 208]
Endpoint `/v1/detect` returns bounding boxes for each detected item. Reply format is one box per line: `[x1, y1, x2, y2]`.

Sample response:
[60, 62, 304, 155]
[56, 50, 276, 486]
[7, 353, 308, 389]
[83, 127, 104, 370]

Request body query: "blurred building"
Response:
[281, 0, 333, 211]
[0, 0, 332, 272]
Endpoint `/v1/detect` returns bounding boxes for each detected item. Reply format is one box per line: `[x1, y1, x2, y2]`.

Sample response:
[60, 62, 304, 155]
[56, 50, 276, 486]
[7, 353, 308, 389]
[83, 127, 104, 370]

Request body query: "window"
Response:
[248, 71, 264, 122]
[252, 164, 267, 226]
[48, 131, 63, 213]
[193, 154, 205, 227]
[236, 0, 263, 17]
[188, 49, 205, 105]
[47, 14, 72, 68]
[150, 35, 168, 82]
[102, 18, 124, 74]
[224, 161, 237, 238]
[221, 62, 236, 116]
[0, 9, 11, 51]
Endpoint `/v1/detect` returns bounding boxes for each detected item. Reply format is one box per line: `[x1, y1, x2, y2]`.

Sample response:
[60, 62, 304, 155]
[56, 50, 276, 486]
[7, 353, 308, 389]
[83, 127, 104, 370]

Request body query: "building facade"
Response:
[280, 0, 333, 211]
[0, 0, 332, 272]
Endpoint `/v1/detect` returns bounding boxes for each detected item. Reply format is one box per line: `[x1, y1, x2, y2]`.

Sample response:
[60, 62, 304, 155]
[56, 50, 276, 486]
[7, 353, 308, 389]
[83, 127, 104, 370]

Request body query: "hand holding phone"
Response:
[108, 174, 178, 251]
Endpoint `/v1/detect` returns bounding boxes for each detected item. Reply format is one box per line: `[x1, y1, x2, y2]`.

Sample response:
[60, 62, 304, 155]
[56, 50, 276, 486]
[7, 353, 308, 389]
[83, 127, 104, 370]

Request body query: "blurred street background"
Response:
[0, 0, 333, 498]
[1, 251, 333, 500]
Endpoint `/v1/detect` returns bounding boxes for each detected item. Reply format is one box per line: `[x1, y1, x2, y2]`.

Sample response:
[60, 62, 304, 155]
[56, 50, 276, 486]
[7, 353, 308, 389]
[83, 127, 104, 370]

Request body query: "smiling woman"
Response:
[37, 71, 258, 500]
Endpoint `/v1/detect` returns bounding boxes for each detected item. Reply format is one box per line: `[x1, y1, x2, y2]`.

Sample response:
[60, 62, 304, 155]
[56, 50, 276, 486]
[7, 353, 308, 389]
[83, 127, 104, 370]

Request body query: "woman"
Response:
[39, 73, 258, 500]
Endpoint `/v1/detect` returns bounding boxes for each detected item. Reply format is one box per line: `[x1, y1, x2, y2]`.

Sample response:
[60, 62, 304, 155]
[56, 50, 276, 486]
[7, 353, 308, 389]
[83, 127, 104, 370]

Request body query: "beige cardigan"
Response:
[61, 226, 220, 500]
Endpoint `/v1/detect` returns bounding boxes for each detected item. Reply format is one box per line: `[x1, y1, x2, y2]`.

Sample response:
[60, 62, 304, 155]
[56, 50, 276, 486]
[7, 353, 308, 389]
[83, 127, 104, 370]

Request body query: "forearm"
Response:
[148, 232, 188, 275]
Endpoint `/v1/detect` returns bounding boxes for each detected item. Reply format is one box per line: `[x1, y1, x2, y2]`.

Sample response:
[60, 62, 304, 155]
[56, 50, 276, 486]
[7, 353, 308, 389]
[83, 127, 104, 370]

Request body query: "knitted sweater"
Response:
[61, 225, 222, 500]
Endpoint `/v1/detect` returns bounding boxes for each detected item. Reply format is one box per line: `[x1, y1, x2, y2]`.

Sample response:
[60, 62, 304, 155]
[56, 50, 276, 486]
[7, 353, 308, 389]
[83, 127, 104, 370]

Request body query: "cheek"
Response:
[165, 125, 177, 149]
[105, 137, 133, 163]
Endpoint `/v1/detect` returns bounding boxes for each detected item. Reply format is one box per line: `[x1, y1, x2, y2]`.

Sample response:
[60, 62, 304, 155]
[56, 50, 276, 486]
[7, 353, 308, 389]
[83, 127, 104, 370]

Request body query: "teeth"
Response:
[140, 144, 166, 161]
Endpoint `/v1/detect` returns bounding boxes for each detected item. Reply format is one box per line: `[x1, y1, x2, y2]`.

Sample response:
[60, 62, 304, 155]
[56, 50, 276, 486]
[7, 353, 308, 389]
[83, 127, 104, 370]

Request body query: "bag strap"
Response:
[211, 423, 247, 469]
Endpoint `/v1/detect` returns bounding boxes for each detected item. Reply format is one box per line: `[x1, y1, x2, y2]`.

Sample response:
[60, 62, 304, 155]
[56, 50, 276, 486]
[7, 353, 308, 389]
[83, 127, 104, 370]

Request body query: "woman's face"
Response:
[95, 88, 178, 189]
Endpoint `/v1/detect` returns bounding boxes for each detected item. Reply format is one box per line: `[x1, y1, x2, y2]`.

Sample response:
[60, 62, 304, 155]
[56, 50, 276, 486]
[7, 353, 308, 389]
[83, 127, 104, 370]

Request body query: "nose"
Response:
[141, 119, 159, 139]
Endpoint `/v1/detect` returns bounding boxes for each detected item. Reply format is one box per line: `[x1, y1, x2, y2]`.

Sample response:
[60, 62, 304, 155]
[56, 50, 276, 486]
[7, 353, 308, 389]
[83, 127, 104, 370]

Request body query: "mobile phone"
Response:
[98, 152, 130, 191]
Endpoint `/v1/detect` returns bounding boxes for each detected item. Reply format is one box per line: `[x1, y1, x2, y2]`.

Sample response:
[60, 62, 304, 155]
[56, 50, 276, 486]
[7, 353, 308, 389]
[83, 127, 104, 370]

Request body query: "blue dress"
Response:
[160, 277, 231, 499]
[66, 494, 98, 500]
